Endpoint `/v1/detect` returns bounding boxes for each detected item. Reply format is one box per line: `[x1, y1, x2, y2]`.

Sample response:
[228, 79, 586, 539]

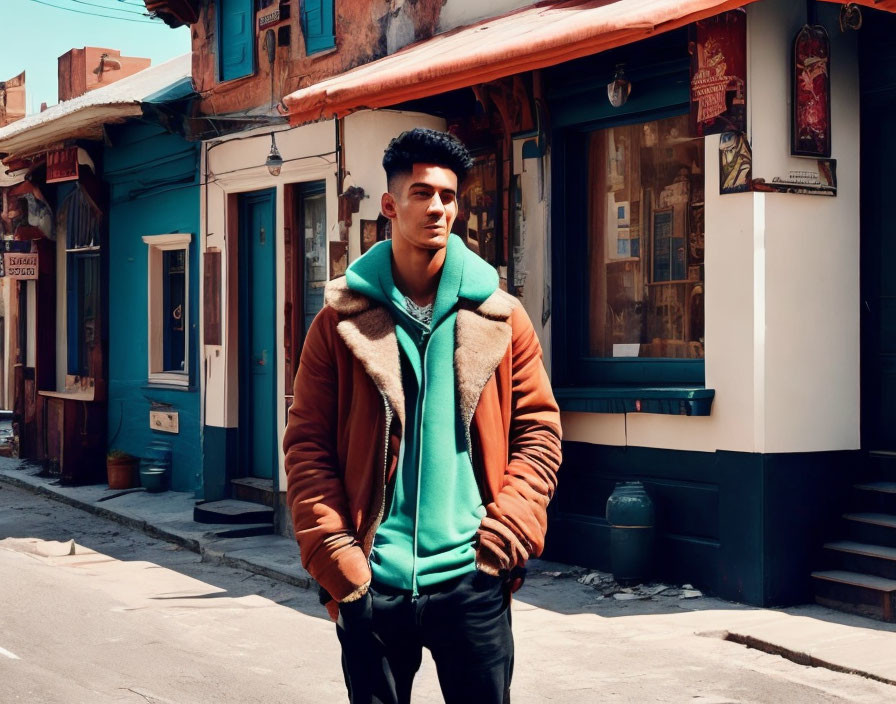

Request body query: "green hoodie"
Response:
[345, 234, 499, 593]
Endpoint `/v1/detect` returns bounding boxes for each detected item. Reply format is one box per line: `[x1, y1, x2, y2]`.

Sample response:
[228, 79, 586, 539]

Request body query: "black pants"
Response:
[335, 570, 513, 704]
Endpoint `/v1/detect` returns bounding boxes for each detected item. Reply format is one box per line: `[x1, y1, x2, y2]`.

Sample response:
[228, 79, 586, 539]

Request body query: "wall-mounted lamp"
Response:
[838, 3, 862, 31]
[607, 64, 631, 108]
[265, 132, 283, 176]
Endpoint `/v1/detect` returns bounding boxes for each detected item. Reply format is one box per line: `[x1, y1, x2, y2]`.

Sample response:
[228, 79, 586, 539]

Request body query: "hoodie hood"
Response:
[345, 234, 499, 311]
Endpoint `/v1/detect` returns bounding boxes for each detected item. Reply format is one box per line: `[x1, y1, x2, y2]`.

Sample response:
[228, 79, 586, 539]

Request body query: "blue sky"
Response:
[1, 0, 190, 114]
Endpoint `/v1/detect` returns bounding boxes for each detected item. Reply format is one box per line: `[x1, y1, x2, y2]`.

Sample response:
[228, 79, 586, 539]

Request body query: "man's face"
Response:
[381, 163, 459, 252]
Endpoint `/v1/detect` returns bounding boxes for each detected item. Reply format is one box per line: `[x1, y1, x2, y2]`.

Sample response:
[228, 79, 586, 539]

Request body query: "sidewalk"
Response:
[2, 455, 896, 691]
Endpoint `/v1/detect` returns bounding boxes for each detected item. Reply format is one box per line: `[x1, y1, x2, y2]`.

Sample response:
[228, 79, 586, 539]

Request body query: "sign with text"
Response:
[4, 252, 38, 279]
[0, 241, 33, 276]
[689, 10, 747, 137]
[46, 147, 79, 184]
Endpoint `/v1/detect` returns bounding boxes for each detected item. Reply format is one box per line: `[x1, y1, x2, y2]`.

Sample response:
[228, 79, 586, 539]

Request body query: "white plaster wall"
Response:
[512, 136, 552, 363]
[341, 109, 446, 266]
[562, 0, 860, 454]
[438, 0, 534, 32]
[201, 119, 338, 447]
[758, 2, 860, 453]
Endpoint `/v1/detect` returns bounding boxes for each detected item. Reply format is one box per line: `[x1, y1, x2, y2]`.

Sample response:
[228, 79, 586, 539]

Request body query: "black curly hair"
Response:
[382, 128, 474, 190]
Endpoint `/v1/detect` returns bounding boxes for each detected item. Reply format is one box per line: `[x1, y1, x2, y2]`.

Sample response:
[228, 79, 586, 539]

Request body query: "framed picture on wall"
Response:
[329, 240, 347, 280]
[360, 219, 378, 254]
[792, 24, 831, 158]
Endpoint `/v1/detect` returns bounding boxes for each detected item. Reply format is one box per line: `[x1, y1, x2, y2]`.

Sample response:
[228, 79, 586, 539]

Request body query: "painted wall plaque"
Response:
[46, 146, 79, 184]
[689, 9, 747, 137]
[719, 131, 752, 194]
[792, 25, 831, 158]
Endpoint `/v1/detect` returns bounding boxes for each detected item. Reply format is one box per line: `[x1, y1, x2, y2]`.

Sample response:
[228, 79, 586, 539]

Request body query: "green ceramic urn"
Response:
[606, 481, 655, 584]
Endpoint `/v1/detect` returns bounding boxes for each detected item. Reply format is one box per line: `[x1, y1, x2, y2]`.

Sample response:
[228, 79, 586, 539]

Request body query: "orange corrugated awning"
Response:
[282, 0, 896, 126]
[282, 0, 763, 125]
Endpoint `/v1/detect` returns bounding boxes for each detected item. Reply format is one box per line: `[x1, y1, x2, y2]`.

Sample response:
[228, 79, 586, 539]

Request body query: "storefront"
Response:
[274, 0, 889, 608]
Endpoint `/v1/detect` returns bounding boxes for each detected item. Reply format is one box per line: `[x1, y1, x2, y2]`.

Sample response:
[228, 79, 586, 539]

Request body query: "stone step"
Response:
[868, 450, 896, 483]
[852, 482, 896, 514]
[843, 512, 896, 549]
[822, 540, 896, 581]
[811, 569, 896, 622]
[194, 499, 274, 525]
[231, 477, 276, 508]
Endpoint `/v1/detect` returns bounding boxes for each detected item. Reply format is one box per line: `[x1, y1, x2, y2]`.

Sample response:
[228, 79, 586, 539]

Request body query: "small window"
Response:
[301, 0, 334, 55]
[218, 0, 255, 82]
[143, 234, 192, 385]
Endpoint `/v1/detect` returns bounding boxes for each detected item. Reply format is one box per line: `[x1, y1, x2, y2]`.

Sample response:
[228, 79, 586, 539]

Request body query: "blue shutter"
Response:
[303, 0, 334, 54]
[219, 0, 254, 82]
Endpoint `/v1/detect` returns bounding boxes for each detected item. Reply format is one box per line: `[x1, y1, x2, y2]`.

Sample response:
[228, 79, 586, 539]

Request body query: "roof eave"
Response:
[0, 103, 143, 161]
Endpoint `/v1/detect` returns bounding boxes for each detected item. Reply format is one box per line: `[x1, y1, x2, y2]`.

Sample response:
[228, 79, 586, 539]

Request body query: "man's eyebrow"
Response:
[408, 182, 456, 196]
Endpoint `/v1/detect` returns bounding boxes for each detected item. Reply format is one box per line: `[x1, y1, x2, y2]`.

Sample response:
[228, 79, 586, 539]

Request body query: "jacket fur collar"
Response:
[324, 276, 517, 430]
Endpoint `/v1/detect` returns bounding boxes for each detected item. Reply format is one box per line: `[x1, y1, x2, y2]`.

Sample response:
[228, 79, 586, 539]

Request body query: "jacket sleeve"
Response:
[283, 307, 371, 603]
[476, 304, 562, 577]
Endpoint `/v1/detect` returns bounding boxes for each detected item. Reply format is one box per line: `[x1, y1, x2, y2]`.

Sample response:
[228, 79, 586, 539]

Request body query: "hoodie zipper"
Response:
[410, 329, 431, 598]
[361, 391, 393, 559]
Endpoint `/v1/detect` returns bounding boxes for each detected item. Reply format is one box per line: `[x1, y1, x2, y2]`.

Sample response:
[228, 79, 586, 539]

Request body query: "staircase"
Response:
[811, 451, 896, 621]
[193, 477, 276, 538]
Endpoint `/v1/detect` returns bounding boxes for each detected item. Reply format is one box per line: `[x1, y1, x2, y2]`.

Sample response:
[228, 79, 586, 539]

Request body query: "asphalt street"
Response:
[1, 482, 895, 703]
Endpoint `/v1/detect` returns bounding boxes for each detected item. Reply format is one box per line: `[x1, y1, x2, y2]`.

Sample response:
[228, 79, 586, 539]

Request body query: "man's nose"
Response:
[426, 194, 445, 216]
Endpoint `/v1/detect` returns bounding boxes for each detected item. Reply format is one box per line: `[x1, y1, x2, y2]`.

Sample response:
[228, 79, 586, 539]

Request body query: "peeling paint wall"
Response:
[191, 0, 531, 117]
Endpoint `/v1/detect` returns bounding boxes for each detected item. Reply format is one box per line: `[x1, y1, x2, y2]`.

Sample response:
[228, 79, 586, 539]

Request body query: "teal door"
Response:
[239, 190, 276, 479]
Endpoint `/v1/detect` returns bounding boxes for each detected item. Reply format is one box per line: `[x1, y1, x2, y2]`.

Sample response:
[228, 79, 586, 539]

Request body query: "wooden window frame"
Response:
[142, 233, 192, 386]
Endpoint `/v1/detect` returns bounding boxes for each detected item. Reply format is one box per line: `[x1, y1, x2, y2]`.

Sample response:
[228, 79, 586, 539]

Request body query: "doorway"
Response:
[860, 13, 896, 452]
[238, 189, 276, 480]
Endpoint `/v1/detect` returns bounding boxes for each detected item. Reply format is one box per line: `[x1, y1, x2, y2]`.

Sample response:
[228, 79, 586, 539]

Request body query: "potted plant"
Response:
[106, 449, 138, 490]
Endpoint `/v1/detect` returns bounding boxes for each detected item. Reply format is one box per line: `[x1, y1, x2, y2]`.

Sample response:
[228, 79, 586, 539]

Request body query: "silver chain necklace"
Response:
[404, 297, 433, 327]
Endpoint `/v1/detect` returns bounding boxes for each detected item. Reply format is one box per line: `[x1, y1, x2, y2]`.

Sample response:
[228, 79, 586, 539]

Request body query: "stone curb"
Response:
[0, 470, 308, 589]
[723, 631, 896, 688]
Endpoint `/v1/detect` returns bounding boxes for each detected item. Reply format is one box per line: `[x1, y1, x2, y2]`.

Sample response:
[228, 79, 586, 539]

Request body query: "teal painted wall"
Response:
[104, 120, 201, 493]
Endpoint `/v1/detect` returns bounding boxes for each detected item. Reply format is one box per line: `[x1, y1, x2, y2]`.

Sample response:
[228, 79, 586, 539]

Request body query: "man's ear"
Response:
[381, 192, 397, 219]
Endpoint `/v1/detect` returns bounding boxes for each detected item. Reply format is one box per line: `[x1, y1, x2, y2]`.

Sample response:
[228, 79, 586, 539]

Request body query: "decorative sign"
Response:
[719, 131, 753, 194]
[792, 25, 831, 158]
[45, 147, 79, 184]
[689, 10, 747, 137]
[259, 7, 280, 28]
[4, 252, 38, 279]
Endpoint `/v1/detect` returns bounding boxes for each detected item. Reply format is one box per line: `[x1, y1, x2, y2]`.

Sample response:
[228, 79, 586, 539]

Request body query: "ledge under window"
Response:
[554, 387, 715, 416]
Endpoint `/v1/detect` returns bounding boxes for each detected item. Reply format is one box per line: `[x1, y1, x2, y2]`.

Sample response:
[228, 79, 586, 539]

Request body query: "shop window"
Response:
[557, 111, 705, 386]
[301, 0, 334, 55]
[299, 181, 327, 333]
[218, 0, 255, 82]
[456, 152, 502, 269]
[143, 234, 192, 385]
[63, 186, 102, 378]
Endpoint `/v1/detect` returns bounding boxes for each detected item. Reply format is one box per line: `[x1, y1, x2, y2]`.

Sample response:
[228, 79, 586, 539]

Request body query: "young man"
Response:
[283, 128, 562, 704]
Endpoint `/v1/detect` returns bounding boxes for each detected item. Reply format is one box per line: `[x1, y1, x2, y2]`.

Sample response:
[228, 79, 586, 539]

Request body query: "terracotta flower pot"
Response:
[107, 455, 138, 490]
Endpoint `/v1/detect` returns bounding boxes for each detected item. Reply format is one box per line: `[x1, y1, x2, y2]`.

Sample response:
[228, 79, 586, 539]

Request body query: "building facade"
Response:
[96, 0, 896, 616]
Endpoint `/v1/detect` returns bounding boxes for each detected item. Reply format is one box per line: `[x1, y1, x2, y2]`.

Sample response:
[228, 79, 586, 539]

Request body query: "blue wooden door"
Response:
[239, 190, 276, 479]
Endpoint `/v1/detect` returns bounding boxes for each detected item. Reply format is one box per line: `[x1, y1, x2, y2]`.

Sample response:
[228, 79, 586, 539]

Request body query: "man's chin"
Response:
[418, 231, 449, 249]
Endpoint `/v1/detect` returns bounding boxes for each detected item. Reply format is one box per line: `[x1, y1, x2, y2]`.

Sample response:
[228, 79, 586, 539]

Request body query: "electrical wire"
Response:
[27, 0, 162, 23]
[51, 0, 153, 15]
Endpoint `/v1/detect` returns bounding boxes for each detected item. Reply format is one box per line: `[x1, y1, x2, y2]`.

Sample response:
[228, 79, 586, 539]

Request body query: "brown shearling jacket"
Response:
[283, 276, 562, 613]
